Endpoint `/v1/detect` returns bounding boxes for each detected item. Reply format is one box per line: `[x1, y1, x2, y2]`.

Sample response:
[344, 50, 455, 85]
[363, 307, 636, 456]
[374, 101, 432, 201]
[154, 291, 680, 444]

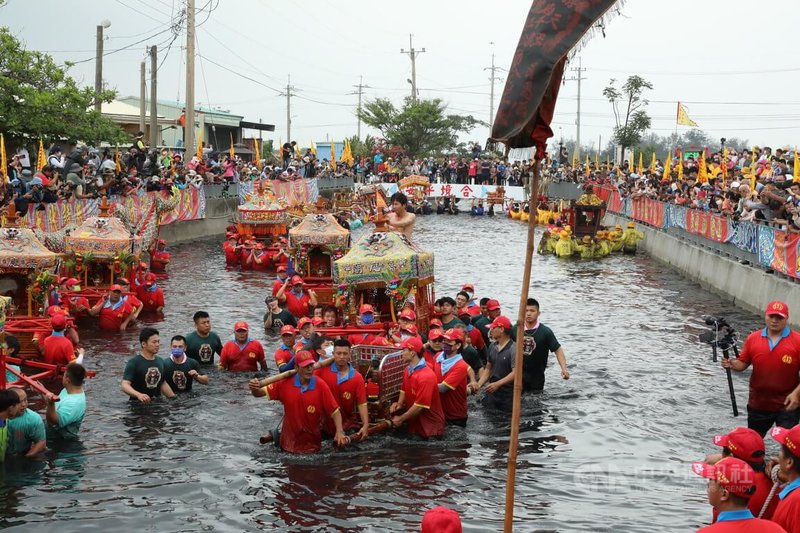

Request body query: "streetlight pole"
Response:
[94, 20, 111, 112]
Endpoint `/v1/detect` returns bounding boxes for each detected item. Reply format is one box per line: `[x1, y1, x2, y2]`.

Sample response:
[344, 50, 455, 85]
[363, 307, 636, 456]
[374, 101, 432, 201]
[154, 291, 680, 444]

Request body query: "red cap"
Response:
[58, 276, 67, 285]
[279, 325, 297, 335]
[427, 328, 445, 341]
[50, 313, 67, 328]
[64, 277, 80, 287]
[771, 425, 800, 454]
[421, 506, 462, 533]
[233, 321, 249, 331]
[400, 323, 418, 335]
[444, 328, 465, 343]
[157, 239, 166, 245]
[46, 305, 67, 317]
[457, 307, 471, 317]
[110, 284, 123, 292]
[486, 299, 501, 311]
[311, 317, 324, 326]
[488, 316, 512, 330]
[691, 457, 756, 499]
[400, 336, 423, 353]
[145, 273, 156, 285]
[139, 261, 148, 269]
[290, 275, 304, 286]
[766, 300, 789, 318]
[461, 283, 475, 293]
[429, 319, 443, 329]
[399, 309, 416, 321]
[297, 317, 313, 329]
[277, 265, 287, 273]
[713, 427, 765, 461]
[295, 350, 316, 368]
[359, 304, 375, 314]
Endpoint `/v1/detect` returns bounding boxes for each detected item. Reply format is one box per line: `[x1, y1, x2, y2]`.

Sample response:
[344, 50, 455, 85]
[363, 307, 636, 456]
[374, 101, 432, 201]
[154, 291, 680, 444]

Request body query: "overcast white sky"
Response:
[3, 0, 799, 151]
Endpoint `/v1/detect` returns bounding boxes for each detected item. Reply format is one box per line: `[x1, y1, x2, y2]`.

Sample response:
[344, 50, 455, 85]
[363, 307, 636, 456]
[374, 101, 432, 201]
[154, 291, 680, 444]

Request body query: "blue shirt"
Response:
[780, 477, 800, 500]
[50, 388, 86, 440]
[407, 358, 427, 376]
[7, 408, 45, 455]
[716, 509, 754, 522]
[761, 326, 791, 351]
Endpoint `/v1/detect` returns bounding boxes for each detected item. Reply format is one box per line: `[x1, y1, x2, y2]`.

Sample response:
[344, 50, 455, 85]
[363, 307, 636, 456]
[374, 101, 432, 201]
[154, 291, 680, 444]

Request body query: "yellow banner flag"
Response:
[330, 141, 337, 170]
[650, 152, 657, 174]
[0, 134, 7, 183]
[295, 141, 302, 159]
[115, 145, 122, 173]
[37, 138, 47, 171]
[721, 147, 728, 179]
[310, 141, 317, 156]
[677, 151, 684, 181]
[584, 155, 590, 177]
[229, 133, 235, 159]
[698, 151, 708, 183]
[664, 152, 672, 181]
[750, 147, 757, 189]
[637, 151, 644, 175]
[676, 102, 698, 127]
[253, 139, 262, 170]
[794, 148, 799, 182]
[605, 158, 611, 172]
[196, 130, 203, 160]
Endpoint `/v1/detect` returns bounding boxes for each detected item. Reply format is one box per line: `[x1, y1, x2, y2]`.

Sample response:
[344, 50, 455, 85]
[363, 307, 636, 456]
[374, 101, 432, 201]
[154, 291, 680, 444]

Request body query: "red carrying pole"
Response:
[503, 156, 542, 532]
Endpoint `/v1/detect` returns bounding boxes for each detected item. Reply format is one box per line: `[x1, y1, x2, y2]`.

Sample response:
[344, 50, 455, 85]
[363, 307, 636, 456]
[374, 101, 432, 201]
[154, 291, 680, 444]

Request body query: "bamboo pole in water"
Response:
[504, 156, 541, 532]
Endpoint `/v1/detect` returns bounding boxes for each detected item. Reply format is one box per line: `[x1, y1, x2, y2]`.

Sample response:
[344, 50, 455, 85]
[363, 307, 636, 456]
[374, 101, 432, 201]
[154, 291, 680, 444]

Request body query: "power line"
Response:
[66, 26, 173, 65]
[196, 53, 282, 93]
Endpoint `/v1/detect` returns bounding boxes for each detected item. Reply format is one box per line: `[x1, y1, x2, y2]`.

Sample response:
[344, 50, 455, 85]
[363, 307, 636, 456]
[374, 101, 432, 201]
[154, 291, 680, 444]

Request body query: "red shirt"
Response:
[124, 293, 143, 311]
[239, 248, 253, 270]
[220, 339, 265, 372]
[738, 328, 800, 411]
[433, 355, 469, 421]
[249, 251, 270, 271]
[401, 359, 445, 438]
[422, 348, 439, 368]
[315, 363, 367, 433]
[223, 242, 239, 265]
[772, 481, 800, 533]
[273, 344, 295, 369]
[272, 279, 285, 297]
[136, 286, 165, 312]
[65, 296, 91, 318]
[469, 326, 485, 351]
[698, 515, 788, 532]
[150, 250, 170, 273]
[42, 333, 76, 366]
[284, 290, 312, 318]
[347, 331, 385, 347]
[465, 303, 482, 317]
[98, 300, 133, 331]
[265, 375, 340, 454]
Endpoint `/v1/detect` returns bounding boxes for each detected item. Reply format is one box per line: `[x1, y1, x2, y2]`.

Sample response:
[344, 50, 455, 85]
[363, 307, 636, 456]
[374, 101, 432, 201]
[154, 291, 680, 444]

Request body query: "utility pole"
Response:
[149, 45, 158, 149]
[351, 75, 371, 139]
[400, 34, 425, 101]
[563, 57, 587, 160]
[280, 75, 298, 142]
[484, 45, 505, 131]
[185, 0, 196, 155]
[94, 20, 110, 112]
[139, 62, 146, 132]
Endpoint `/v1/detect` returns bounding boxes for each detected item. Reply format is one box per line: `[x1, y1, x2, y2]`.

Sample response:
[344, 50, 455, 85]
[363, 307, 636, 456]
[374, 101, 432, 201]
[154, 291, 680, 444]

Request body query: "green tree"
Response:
[603, 76, 653, 157]
[0, 27, 126, 147]
[344, 134, 377, 160]
[357, 97, 483, 158]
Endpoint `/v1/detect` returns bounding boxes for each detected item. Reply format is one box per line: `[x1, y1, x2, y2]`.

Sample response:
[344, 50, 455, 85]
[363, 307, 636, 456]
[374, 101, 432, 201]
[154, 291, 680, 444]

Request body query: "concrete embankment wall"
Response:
[604, 212, 800, 328]
[158, 197, 238, 245]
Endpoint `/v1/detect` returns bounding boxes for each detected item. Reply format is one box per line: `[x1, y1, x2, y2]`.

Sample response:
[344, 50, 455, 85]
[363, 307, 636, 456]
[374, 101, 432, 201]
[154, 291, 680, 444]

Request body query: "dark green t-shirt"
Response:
[184, 331, 224, 366]
[163, 356, 202, 393]
[511, 322, 561, 392]
[263, 309, 297, 332]
[441, 316, 465, 330]
[123, 354, 166, 398]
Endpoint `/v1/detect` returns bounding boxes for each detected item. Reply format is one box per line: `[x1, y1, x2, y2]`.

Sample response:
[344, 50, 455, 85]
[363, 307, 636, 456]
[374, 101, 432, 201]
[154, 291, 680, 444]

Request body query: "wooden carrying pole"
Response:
[504, 156, 542, 532]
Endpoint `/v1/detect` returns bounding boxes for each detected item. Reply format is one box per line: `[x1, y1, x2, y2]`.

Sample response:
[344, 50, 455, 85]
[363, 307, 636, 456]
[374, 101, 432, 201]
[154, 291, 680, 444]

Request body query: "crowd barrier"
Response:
[595, 186, 799, 280]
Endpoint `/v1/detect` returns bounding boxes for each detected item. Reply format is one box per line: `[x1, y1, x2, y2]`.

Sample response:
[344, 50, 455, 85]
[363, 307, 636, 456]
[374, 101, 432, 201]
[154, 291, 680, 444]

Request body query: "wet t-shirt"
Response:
[123, 354, 166, 398]
[163, 356, 202, 393]
[512, 322, 561, 392]
[184, 331, 224, 366]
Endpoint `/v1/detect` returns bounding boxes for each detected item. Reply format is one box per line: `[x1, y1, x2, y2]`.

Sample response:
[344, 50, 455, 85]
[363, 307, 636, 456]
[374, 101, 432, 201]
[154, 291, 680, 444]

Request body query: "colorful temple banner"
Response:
[238, 178, 319, 206]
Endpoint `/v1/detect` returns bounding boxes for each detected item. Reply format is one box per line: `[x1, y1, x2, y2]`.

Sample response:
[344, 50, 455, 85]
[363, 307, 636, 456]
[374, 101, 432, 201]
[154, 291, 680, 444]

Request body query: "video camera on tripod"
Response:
[699, 316, 738, 359]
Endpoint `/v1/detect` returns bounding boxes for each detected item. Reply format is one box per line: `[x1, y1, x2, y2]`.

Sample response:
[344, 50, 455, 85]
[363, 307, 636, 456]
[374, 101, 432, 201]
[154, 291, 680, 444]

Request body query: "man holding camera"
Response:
[723, 301, 800, 436]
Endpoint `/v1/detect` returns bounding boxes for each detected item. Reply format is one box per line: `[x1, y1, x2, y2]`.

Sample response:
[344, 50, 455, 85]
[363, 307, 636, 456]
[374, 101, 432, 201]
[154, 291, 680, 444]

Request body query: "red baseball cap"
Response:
[295, 350, 316, 368]
[110, 284, 123, 292]
[139, 261, 148, 269]
[400, 336, 423, 353]
[359, 304, 375, 314]
[427, 328, 445, 341]
[486, 299, 501, 311]
[399, 309, 416, 321]
[145, 273, 156, 285]
[297, 317, 313, 329]
[277, 265, 287, 273]
[691, 457, 756, 499]
[46, 305, 67, 317]
[291, 275, 304, 286]
[58, 276, 67, 285]
[279, 325, 296, 335]
[64, 277, 81, 287]
[311, 317, 325, 326]
[771, 425, 800, 453]
[429, 318, 443, 328]
[444, 328, 465, 343]
[50, 313, 67, 328]
[766, 300, 789, 318]
[233, 321, 249, 331]
[400, 323, 418, 335]
[461, 283, 475, 293]
[421, 506, 462, 533]
[713, 427, 765, 461]
[488, 316, 512, 330]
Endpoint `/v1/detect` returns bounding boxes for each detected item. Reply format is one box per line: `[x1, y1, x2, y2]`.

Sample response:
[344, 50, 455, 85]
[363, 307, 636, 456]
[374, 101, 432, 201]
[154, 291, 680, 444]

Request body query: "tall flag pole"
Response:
[0, 134, 7, 184]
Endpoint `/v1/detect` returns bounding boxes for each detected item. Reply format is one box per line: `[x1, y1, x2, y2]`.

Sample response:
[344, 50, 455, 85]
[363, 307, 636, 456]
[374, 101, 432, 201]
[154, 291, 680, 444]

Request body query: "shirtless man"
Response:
[387, 192, 416, 241]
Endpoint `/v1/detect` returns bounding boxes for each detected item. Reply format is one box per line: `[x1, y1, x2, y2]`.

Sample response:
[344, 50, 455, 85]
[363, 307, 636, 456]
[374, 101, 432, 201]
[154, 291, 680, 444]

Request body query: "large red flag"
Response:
[491, 0, 621, 152]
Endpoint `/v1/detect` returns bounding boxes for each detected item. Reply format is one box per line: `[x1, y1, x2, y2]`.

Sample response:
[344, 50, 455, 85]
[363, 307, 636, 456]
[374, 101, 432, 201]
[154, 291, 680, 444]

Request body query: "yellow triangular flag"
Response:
[331, 142, 337, 170]
[650, 152, 657, 174]
[0, 134, 7, 183]
[310, 141, 317, 156]
[37, 138, 47, 171]
[637, 151, 644, 175]
[229, 133, 235, 159]
[677, 102, 698, 127]
[794, 148, 799, 182]
[664, 151, 671, 181]
[698, 151, 708, 183]
[196, 130, 203, 160]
